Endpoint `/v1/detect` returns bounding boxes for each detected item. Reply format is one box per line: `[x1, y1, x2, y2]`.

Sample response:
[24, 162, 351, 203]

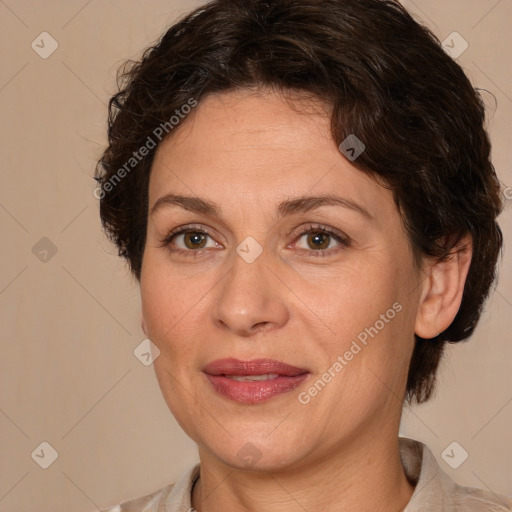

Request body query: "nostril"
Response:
[252, 321, 270, 332]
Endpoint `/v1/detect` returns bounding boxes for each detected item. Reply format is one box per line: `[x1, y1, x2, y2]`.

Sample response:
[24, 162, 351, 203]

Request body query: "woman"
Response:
[95, 0, 510, 510]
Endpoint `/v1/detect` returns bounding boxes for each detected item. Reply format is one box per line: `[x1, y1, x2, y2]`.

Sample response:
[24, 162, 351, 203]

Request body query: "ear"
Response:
[414, 234, 473, 339]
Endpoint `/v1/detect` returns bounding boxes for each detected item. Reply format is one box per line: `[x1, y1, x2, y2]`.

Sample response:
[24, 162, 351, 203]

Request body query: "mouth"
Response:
[203, 358, 310, 404]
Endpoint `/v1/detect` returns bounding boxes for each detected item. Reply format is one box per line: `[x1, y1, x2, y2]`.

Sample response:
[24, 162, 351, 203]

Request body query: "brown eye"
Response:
[183, 231, 208, 249]
[290, 224, 350, 258]
[160, 224, 220, 256]
[305, 231, 331, 250]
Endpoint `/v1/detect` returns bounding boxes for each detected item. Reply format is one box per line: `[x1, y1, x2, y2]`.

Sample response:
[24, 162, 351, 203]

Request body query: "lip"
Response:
[203, 358, 308, 376]
[203, 358, 310, 404]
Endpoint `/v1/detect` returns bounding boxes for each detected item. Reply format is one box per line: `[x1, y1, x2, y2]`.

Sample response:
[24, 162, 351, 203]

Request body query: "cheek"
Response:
[297, 259, 399, 345]
[151, 357, 200, 440]
[312, 261, 410, 386]
[140, 256, 211, 341]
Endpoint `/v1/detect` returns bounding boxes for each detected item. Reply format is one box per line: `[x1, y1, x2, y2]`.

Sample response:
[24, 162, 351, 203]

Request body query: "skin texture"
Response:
[140, 88, 472, 512]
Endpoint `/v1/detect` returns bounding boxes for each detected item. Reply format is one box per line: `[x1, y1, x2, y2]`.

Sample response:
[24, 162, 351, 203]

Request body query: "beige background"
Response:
[0, 0, 511, 510]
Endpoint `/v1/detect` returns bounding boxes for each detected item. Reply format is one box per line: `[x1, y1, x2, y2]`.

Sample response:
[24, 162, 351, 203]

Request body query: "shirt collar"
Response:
[160, 437, 512, 512]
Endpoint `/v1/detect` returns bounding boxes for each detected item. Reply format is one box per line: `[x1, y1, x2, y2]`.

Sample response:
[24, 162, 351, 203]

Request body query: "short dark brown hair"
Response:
[95, 0, 504, 404]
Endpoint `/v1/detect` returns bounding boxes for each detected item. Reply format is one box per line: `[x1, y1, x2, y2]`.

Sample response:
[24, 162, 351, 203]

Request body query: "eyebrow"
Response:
[150, 193, 374, 221]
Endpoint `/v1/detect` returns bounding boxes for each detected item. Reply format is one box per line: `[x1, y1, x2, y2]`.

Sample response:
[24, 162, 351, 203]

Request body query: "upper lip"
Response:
[203, 358, 309, 377]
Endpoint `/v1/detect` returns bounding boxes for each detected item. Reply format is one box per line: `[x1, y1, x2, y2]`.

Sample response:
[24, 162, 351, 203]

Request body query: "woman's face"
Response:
[140, 88, 424, 471]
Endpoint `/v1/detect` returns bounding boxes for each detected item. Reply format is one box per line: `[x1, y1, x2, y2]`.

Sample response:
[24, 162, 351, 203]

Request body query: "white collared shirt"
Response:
[100, 437, 512, 511]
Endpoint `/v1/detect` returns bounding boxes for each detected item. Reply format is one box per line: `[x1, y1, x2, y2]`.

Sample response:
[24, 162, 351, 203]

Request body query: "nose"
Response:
[211, 247, 290, 337]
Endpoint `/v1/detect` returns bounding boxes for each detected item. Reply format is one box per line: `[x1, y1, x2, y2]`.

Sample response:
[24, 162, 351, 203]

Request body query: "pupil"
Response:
[309, 232, 329, 250]
[185, 232, 206, 249]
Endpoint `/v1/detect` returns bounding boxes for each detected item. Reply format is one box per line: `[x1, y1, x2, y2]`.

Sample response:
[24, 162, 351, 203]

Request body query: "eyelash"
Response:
[158, 223, 350, 259]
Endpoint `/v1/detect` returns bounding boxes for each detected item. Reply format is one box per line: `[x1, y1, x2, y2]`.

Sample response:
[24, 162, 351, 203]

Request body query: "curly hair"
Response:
[95, 0, 504, 404]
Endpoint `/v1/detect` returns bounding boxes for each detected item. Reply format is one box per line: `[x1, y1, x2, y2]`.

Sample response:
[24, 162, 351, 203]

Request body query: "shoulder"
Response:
[99, 483, 175, 512]
[399, 437, 512, 512]
[447, 481, 512, 511]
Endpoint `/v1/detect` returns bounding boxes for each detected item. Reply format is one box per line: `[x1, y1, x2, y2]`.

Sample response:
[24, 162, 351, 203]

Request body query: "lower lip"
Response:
[205, 373, 309, 404]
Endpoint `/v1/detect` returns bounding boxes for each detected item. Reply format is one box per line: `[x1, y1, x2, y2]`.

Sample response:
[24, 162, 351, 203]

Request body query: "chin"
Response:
[197, 427, 312, 473]
[221, 447, 301, 473]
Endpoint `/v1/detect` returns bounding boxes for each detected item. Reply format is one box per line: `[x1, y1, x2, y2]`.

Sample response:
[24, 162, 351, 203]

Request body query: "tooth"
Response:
[228, 374, 280, 382]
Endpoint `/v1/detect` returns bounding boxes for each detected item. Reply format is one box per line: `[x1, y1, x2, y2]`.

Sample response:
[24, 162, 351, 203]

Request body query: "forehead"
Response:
[148, 88, 391, 220]
[154, 88, 331, 165]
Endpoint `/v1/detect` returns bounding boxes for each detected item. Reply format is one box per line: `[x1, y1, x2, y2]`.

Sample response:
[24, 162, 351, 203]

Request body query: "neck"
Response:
[191, 432, 415, 512]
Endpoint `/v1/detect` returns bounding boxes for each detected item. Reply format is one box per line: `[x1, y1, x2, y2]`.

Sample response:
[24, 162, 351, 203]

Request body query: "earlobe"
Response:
[414, 235, 473, 339]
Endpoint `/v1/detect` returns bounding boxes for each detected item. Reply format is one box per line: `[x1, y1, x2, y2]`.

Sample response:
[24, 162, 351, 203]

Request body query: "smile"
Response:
[203, 358, 310, 404]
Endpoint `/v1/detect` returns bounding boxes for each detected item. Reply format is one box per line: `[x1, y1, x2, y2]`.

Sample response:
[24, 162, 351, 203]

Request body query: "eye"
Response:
[290, 224, 350, 257]
[159, 222, 350, 259]
[159, 224, 221, 257]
